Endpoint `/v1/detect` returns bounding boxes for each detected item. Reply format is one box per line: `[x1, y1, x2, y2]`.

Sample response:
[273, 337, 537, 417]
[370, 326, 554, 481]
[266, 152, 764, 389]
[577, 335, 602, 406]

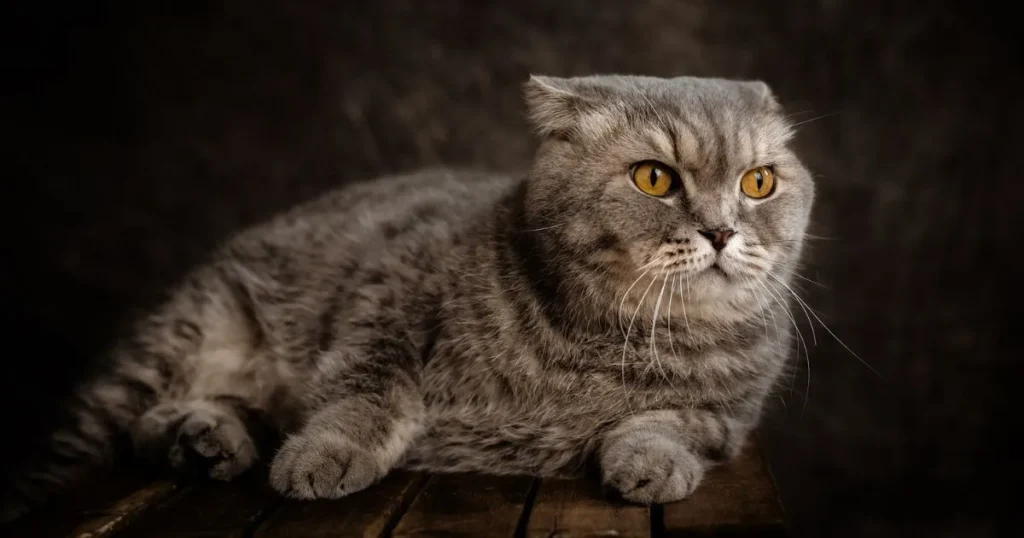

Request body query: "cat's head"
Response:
[522, 74, 813, 314]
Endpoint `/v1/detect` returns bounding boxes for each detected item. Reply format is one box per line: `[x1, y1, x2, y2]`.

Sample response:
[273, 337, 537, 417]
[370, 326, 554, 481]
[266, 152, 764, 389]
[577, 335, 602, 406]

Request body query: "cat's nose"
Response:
[698, 229, 735, 251]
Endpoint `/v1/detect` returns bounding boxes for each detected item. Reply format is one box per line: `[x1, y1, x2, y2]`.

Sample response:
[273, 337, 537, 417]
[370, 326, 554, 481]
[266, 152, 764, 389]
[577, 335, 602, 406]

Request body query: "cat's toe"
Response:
[269, 430, 380, 500]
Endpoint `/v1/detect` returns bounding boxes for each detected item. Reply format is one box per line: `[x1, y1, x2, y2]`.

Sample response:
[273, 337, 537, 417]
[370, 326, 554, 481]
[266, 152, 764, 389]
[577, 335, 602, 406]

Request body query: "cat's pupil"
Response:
[649, 169, 659, 187]
[755, 172, 763, 189]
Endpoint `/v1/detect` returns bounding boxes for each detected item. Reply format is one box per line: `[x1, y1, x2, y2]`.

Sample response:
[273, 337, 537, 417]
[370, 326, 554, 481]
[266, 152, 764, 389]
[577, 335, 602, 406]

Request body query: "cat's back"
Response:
[226, 169, 516, 263]
[210, 168, 518, 317]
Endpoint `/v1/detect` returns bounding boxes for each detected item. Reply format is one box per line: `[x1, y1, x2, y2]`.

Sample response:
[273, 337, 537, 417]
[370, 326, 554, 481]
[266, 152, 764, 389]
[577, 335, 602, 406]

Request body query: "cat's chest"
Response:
[542, 336, 771, 406]
[423, 344, 688, 420]
[424, 318, 779, 419]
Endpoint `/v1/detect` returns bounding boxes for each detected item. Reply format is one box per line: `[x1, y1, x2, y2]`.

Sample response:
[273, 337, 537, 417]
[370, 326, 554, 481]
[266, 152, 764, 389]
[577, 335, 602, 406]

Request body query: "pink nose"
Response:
[698, 229, 735, 251]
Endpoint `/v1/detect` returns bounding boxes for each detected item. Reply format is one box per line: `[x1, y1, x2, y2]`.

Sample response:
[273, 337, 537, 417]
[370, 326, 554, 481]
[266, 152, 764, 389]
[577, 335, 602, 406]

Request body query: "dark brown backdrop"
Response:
[3, 2, 1019, 536]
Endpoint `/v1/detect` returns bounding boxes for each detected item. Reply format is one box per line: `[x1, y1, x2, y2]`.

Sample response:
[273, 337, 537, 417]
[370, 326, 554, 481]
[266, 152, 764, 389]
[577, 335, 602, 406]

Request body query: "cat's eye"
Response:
[740, 166, 775, 199]
[631, 161, 678, 197]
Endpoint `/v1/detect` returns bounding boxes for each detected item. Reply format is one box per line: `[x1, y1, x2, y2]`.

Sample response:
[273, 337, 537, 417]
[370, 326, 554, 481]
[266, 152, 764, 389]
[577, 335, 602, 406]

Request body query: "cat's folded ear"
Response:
[523, 75, 595, 138]
[739, 80, 782, 113]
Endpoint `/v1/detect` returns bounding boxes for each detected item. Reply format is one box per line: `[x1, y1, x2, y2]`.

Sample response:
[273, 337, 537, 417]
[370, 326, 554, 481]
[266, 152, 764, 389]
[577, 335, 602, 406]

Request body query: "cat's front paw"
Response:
[600, 434, 705, 504]
[269, 430, 381, 500]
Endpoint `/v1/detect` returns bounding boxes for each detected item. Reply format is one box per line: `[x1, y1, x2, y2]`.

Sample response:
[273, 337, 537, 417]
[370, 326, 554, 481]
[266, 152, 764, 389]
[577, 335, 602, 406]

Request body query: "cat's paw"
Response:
[269, 430, 380, 500]
[170, 407, 258, 480]
[600, 434, 704, 504]
[132, 401, 257, 481]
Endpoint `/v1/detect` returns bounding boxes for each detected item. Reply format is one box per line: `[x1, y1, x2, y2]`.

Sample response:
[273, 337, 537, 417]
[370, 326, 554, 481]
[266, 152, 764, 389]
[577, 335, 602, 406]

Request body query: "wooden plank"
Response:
[252, 471, 426, 538]
[525, 476, 650, 538]
[659, 441, 787, 537]
[116, 470, 280, 538]
[390, 473, 536, 538]
[2, 468, 179, 538]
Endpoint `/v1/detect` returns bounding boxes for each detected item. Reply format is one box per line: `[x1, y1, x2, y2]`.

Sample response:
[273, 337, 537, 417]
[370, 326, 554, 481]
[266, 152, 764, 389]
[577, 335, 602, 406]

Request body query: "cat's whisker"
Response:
[680, 273, 692, 337]
[765, 272, 817, 345]
[635, 258, 665, 272]
[519, 223, 562, 233]
[621, 269, 659, 413]
[747, 235, 832, 246]
[790, 111, 840, 129]
[765, 271, 883, 379]
[755, 280, 781, 340]
[617, 268, 653, 335]
[789, 271, 827, 288]
[649, 276, 672, 384]
[666, 274, 681, 364]
[744, 276, 770, 340]
[751, 278, 790, 399]
[760, 278, 811, 402]
[783, 109, 818, 119]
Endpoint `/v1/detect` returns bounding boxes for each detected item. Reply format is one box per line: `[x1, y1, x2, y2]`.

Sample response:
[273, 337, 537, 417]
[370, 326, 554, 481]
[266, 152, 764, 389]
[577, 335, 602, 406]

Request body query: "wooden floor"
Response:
[5, 443, 786, 537]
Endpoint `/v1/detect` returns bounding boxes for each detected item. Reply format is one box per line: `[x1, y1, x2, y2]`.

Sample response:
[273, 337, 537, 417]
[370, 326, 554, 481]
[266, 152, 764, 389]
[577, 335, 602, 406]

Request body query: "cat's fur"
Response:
[2, 74, 812, 520]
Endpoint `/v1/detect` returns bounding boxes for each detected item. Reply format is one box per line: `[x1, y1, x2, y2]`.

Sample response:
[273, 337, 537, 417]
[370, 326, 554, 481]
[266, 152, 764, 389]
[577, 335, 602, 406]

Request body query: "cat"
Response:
[1, 73, 813, 521]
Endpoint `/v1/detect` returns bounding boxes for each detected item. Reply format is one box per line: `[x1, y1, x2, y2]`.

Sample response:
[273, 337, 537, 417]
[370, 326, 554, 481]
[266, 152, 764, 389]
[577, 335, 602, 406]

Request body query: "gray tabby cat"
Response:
[2, 74, 812, 521]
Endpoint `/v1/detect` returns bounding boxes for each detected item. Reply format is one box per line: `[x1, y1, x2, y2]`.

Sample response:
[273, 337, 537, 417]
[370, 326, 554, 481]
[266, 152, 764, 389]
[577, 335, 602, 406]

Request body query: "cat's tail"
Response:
[0, 356, 163, 523]
[2, 266, 260, 523]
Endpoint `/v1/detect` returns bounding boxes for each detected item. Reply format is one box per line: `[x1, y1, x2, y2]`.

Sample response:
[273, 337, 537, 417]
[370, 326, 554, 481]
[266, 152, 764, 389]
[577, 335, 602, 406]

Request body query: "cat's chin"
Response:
[682, 264, 762, 307]
[679, 267, 732, 299]
[708, 263, 729, 278]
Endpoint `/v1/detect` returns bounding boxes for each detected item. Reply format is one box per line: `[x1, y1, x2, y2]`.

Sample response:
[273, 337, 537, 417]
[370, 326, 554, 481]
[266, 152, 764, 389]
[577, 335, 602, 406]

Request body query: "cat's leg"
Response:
[268, 340, 425, 500]
[598, 409, 754, 504]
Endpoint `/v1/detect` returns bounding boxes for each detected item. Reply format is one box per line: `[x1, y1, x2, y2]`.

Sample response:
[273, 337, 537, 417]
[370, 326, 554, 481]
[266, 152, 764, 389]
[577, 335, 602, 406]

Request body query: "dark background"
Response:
[3, 1, 1019, 536]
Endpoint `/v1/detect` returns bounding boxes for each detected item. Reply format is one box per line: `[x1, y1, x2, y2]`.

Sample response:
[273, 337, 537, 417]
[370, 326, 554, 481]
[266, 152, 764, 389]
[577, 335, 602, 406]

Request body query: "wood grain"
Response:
[1, 442, 788, 537]
[116, 470, 280, 538]
[2, 469, 179, 538]
[659, 441, 787, 537]
[389, 473, 536, 538]
[252, 471, 426, 538]
[525, 476, 650, 538]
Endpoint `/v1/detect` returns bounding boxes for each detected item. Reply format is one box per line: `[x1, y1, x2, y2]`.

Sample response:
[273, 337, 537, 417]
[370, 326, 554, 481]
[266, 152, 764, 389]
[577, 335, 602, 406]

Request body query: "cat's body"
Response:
[2, 74, 812, 521]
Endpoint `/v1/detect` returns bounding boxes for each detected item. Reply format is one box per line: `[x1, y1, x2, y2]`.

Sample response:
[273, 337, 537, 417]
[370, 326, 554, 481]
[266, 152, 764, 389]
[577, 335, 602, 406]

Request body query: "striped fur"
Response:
[2, 74, 813, 520]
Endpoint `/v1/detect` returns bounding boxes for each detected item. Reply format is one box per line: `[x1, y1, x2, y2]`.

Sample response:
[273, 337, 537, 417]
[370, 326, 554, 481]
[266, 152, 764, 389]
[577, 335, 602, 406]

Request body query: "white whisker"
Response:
[621, 269, 659, 414]
[679, 272, 692, 337]
[789, 271, 827, 288]
[636, 258, 665, 271]
[766, 271, 883, 379]
[666, 274, 681, 362]
[790, 111, 840, 129]
[520, 224, 562, 233]
[753, 277, 797, 405]
[761, 278, 811, 410]
[649, 275, 671, 383]
[745, 276, 770, 339]
[766, 271, 818, 346]
[617, 268, 652, 334]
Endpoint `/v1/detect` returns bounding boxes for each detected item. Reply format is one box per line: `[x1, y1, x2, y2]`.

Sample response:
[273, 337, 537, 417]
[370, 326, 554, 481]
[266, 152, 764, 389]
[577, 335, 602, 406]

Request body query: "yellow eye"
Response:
[740, 166, 775, 199]
[631, 161, 676, 197]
